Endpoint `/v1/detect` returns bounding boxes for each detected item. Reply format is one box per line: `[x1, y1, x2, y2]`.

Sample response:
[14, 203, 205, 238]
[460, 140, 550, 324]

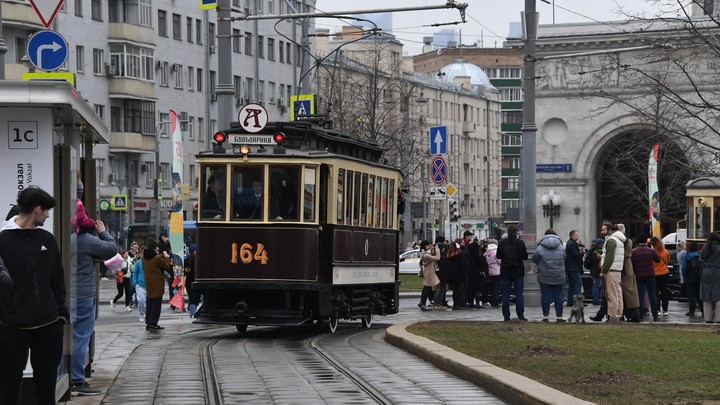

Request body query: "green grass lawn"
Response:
[409, 321, 720, 405]
[399, 274, 423, 291]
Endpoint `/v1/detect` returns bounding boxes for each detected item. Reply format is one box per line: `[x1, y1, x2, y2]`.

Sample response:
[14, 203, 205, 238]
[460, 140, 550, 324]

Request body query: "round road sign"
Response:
[430, 156, 447, 185]
[99, 199, 111, 211]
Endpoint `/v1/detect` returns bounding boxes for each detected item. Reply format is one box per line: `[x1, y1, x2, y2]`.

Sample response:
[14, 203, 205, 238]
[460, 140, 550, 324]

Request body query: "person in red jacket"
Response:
[631, 234, 661, 321]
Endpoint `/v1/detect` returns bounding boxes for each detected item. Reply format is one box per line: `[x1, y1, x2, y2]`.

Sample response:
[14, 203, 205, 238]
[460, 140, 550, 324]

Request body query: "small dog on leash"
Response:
[568, 294, 586, 323]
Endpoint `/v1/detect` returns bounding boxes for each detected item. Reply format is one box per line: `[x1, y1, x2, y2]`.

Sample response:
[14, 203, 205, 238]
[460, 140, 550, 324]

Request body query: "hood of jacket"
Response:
[538, 234, 563, 250]
[609, 231, 626, 243]
[1, 216, 22, 232]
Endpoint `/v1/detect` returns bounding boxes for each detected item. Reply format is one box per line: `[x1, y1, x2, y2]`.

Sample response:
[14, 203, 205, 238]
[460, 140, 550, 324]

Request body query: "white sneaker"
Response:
[139, 316, 145, 322]
[662, 311, 668, 316]
[125, 306, 133, 312]
[110, 300, 115, 310]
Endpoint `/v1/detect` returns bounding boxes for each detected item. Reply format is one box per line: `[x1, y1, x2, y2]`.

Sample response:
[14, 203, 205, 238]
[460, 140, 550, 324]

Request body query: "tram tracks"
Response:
[200, 337, 225, 405]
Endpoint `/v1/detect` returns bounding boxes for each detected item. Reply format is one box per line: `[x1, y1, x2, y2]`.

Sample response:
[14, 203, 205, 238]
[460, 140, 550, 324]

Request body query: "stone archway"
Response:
[595, 129, 690, 239]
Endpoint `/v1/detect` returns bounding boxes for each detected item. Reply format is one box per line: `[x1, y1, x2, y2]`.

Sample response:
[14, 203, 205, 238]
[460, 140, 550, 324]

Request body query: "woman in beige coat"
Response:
[418, 240, 441, 311]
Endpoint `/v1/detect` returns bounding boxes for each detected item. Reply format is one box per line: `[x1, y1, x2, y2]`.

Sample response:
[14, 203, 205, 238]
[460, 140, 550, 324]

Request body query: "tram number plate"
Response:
[229, 135, 276, 145]
[231, 242, 269, 265]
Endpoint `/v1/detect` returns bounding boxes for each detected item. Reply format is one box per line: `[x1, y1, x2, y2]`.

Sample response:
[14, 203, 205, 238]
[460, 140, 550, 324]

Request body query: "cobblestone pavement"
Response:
[58, 280, 709, 404]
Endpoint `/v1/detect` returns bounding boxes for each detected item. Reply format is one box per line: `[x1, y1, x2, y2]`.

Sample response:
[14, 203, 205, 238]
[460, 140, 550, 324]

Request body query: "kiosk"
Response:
[0, 80, 109, 402]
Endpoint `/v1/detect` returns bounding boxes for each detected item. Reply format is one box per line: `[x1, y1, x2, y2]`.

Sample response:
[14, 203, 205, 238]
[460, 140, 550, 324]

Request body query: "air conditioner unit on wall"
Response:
[235, 97, 245, 107]
[171, 63, 180, 72]
[108, 173, 117, 183]
[155, 60, 163, 69]
[209, 45, 216, 54]
[278, 98, 285, 107]
[179, 111, 189, 121]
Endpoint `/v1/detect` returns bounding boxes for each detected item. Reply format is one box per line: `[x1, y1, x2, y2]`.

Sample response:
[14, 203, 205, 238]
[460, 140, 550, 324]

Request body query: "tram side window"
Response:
[270, 165, 300, 221]
[374, 176, 382, 227]
[696, 205, 711, 239]
[200, 165, 226, 220]
[231, 166, 264, 221]
[337, 169, 345, 224]
[388, 179, 395, 228]
[381, 178, 388, 228]
[363, 175, 375, 226]
[345, 170, 354, 225]
[304, 166, 316, 222]
[353, 171, 361, 226]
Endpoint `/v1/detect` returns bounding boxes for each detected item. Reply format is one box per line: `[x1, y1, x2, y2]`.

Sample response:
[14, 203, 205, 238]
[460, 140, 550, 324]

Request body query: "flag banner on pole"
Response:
[648, 143, 661, 238]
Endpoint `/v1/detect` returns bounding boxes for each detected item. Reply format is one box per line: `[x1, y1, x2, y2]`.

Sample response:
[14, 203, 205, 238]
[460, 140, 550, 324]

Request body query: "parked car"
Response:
[399, 248, 421, 275]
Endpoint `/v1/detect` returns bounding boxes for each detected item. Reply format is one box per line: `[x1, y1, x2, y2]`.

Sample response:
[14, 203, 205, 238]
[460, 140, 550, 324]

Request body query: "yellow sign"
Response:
[112, 194, 128, 211]
[199, 0, 217, 10]
[289, 94, 315, 121]
[446, 183, 457, 198]
[22, 71, 75, 87]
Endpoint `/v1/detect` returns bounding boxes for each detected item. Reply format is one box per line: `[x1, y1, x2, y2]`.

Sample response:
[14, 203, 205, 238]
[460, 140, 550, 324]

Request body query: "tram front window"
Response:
[270, 166, 299, 221]
[201, 165, 227, 220]
[232, 166, 264, 220]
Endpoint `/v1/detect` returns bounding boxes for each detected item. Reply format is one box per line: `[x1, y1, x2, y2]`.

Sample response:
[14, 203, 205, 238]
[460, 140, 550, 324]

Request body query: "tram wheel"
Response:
[235, 324, 248, 333]
[361, 312, 373, 328]
[322, 316, 338, 334]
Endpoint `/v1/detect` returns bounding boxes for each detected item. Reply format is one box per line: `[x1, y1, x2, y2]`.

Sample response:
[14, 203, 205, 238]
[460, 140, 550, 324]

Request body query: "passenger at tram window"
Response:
[270, 176, 298, 220]
[201, 175, 224, 219]
[235, 179, 264, 220]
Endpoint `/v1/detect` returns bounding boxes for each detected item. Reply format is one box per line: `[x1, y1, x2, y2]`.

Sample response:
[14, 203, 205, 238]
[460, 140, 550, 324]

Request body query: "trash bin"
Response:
[524, 258, 541, 306]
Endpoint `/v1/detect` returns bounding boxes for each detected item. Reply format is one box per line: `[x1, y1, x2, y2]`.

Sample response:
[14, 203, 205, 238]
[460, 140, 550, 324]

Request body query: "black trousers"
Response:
[656, 273, 670, 312]
[0, 320, 64, 405]
[146, 296, 163, 326]
[113, 278, 133, 307]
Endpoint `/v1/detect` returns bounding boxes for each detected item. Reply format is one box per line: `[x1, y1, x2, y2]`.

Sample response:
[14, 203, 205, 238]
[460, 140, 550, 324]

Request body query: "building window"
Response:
[257, 0, 264, 13]
[189, 164, 197, 190]
[76, 46, 84, 73]
[209, 23, 215, 46]
[92, 48, 104, 75]
[188, 66, 194, 91]
[244, 32, 253, 55]
[196, 68, 203, 92]
[499, 88, 522, 102]
[160, 163, 171, 188]
[144, 161, 155, 187]
[506, 157, 521, 169]
[257, 35, 264, 58]
[258, 80, 265, 103]
[268, 0, 274, 13]
[94, 104, 105, 120]
[502, 111, 522, 125]
[15, 37, 26, 64]
[503, 177, 519, 192]
[267, 38, 275, 61]
[124, 100, 156, 135]
[279, 84, 285, 105]
[186, 17, 193, 42]
[234, 75, 242, 95]
[498, 67, 521, 78]
[188, 116, 195, 140]
[138, 0, 152, 27]
[158, 10, 167, 37]
[75, 0, 82, 17]
[159, 61, 169, 86]
[232, 29, 241, 53]
[172, 13, 181, 40]
[245, 77, 253, 99]
[501, 133, 522, 146]
[196, 19, 203, 44]
[91, 0, 102, 21]
[97, 159, 105, 185]
[198, 117, 204, 141]
[111, 107, 121, 131]
[173, 64, 183, 89]
[109, 44, 155, 81]
[209, 70, 216, 94]
[286, 42, 291, 64]
[268, 81, 275, 104]
[279, 40, 284, 63]
[159, 112, 170, 136]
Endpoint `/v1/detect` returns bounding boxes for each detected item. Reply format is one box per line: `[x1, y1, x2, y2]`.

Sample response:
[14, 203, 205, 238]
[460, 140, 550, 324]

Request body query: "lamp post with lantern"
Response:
[540, 188, 562, 229]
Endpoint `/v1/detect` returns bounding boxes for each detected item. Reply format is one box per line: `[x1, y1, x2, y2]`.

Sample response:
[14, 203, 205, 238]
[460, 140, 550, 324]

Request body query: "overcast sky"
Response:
[313, 0, 669, 55]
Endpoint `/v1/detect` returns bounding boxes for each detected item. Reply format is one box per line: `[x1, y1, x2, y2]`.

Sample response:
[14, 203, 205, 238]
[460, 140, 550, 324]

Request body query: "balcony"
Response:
[108, 77, 155, 100]
[2, 1, 43, 28]
[108, 23, 156, 46]
[109, 132, 155, 152]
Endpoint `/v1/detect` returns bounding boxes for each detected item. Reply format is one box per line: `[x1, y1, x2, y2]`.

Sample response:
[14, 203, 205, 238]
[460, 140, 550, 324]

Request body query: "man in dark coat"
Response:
[565, 230, 584, 306]
[496, 225, 529, 321]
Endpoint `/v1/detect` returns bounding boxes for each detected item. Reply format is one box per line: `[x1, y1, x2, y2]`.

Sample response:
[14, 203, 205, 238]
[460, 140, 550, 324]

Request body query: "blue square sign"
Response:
[429, 126, 447, 155]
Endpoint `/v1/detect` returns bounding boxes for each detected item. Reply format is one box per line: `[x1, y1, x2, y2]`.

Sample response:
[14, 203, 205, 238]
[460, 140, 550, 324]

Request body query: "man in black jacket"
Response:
[0, 187, 68, 405]
[565, 230, 585, 306]
[496, 225, 529, 321]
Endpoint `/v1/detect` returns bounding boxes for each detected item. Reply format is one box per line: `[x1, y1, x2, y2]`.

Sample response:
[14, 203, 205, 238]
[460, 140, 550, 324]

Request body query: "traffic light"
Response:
[449, 199, 460, 222]
[213, 131, 227, 154]
[399, 218, 405, 233]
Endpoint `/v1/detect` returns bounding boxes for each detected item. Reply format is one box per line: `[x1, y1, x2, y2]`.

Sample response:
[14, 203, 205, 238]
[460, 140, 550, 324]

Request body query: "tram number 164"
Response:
[231, 242, 269, 265]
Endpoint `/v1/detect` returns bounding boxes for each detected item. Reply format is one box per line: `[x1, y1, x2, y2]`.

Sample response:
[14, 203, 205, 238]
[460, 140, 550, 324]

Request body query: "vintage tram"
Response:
[685, 176, 720, 244]
[192, 120, 402, 333]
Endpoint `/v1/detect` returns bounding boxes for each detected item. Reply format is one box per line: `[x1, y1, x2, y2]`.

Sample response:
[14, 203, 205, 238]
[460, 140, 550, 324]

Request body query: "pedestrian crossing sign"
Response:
[112, 194, 128, 211]
[289, 94, 315, 121]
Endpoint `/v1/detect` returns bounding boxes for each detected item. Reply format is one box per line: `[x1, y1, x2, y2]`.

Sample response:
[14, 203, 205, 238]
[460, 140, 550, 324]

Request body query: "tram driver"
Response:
[235, 179, 264, 220]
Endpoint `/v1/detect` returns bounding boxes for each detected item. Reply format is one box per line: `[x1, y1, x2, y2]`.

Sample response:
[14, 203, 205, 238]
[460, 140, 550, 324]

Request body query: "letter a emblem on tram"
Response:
[238, 103, 268, 133]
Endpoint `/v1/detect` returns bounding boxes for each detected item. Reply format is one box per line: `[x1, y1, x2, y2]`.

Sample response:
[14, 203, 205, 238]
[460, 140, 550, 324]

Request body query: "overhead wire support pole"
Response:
[220, 2, 468, 22]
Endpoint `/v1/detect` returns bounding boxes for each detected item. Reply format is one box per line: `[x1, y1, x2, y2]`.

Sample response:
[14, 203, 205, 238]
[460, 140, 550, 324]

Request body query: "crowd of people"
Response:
[412, 221, 720, 325]
[0, 186, 201, 403]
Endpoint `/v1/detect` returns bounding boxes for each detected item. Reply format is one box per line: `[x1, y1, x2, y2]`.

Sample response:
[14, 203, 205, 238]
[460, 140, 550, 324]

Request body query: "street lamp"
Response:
[540, 188, 562, 229]
[385, 82, 427, 244]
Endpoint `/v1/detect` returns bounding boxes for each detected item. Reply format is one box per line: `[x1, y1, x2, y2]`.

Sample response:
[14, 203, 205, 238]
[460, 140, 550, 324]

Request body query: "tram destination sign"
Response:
[229, 134, 277, 145]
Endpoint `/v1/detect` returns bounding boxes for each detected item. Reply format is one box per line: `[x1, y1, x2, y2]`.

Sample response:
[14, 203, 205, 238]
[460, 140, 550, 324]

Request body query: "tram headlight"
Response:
[239, 145, 251, 155]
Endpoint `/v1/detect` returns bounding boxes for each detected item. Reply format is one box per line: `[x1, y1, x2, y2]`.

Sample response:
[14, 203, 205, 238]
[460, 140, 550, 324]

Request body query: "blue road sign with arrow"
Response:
[429, 126, 447, 155]
[27, 30, 68, 72]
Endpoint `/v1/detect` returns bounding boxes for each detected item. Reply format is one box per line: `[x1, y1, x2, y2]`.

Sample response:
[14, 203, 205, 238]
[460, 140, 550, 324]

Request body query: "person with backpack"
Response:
[496, 225, 529, 321]
[682, 241, 702, 317]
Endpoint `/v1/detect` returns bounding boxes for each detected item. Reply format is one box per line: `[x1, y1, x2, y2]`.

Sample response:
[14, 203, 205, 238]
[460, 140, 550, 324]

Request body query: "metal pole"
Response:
[217, 0, 234, 130]
[521, 0, 538, 243]
[422, 178, 428, 241]
[0, 0, 7, 79]
[401, 93, 410, 246]
[154, 125, 162, 240]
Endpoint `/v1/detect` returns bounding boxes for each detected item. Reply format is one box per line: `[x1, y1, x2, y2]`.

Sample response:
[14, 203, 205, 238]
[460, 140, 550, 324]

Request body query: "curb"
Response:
[385, 322, 596, 405]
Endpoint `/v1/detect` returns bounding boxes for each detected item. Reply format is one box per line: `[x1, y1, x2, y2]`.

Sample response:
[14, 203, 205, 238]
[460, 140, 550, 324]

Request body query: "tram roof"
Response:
[686, 177, 720, 189]
[0, 80, 109, 143]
